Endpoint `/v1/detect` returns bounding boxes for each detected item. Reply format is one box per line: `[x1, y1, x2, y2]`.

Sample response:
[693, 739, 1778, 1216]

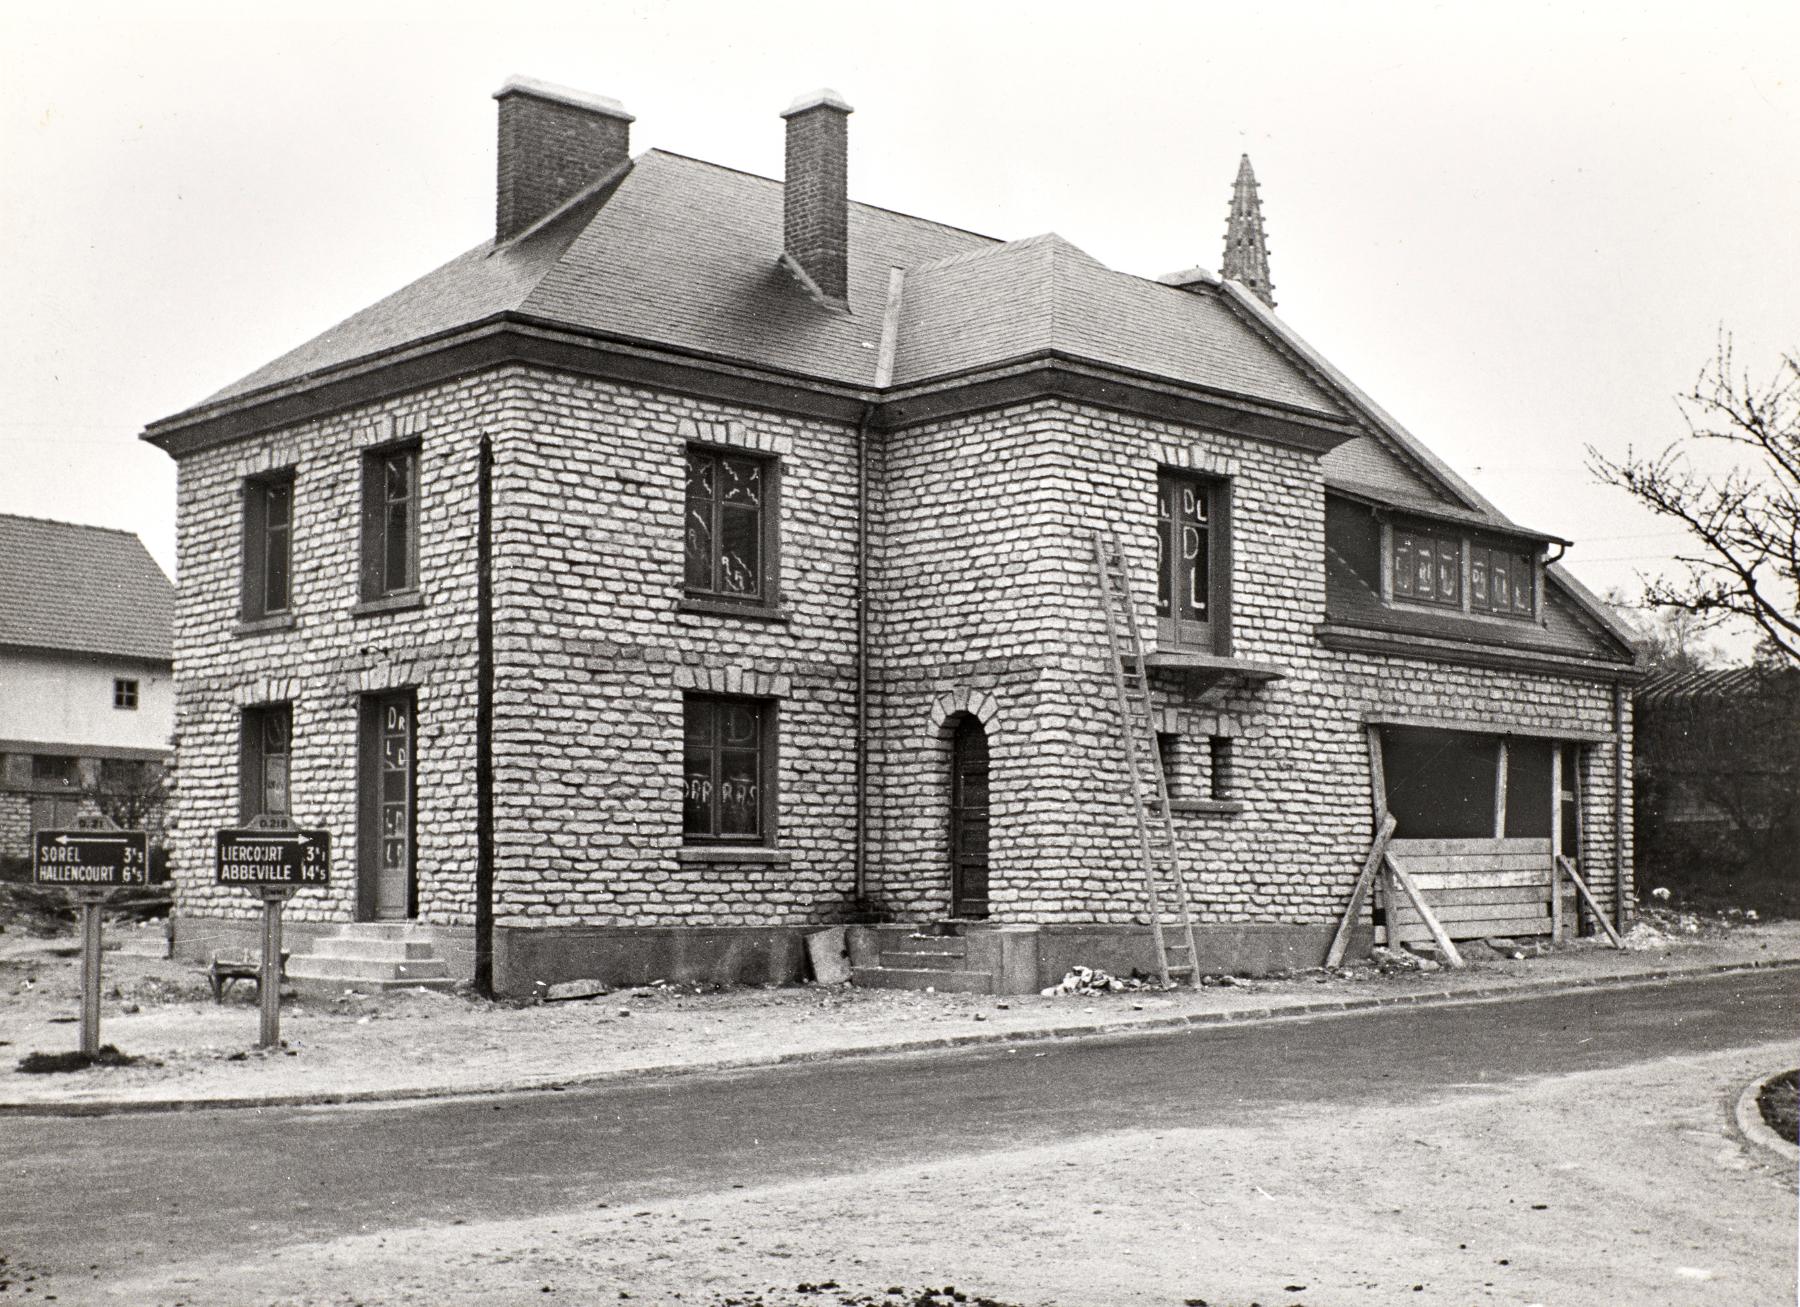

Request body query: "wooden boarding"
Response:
[1326, 813, 1397, 968]
[1384, 855, 1464, 966]
[1383, 837, 1553, 857]
[1558, 855, 1626, 949]
[1409, 869, 1554, 891]
[1380, 836, 1558, 945]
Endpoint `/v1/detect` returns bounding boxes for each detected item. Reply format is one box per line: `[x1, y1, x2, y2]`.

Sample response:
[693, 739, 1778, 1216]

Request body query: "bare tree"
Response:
[1588, 340, 1800, 665]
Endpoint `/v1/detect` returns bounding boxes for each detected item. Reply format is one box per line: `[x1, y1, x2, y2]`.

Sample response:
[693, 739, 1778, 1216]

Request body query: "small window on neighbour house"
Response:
[682, 695, 774, 843]
[685, 447, 776, 605]
[240, 704, 293, 823]
[32, 755, 80, 788]
[243, 472, 295, 619]
[361, 444, 420, 600]
[114, 678, 139, 709]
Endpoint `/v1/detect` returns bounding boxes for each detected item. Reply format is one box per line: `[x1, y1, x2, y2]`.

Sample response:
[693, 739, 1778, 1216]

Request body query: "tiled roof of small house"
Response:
[196, 151, 1345, 421]
[0, 515, 174, 661]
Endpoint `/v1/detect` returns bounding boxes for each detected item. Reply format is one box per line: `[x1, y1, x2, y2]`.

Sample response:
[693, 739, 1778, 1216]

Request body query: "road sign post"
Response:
[33, 829, 151, 1059]
[215, 828, 330, 1049]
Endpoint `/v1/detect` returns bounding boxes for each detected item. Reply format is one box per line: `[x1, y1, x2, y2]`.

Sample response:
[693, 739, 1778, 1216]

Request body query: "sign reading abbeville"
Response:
[34, 830, 151, 887]
[214, 829, 331, 885]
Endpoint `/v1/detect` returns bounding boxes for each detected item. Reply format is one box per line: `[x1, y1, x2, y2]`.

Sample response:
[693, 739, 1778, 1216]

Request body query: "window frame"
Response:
[239, 703, 294, 825]
[360, 441, 421, 603]
[1381, 518, 1541, 623]
[682, 444, 781, 610]
[1154, 470, 1232, 654]
[113, 678, 139, 710]
[681, 693, 778, 846]
[242, 470, 296, 622]
[31, 755, 80, 789]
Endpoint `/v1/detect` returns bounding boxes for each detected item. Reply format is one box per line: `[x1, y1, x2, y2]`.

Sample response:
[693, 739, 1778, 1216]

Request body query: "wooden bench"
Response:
[1377, 837, 1555, 946]
[208, 952, 288, 1003]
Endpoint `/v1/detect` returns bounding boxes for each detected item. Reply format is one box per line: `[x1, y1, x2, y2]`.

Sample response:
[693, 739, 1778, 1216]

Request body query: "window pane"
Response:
[265, 481, 291, 528]
[719, 504, 761, 596]
[720, 457, 761, 506]
[684, 699, 716, 748]
[1155, 481, 1171, 615]
[721, 703, 759, 747]
[264, 755, 290, 817]
[718, 749, 760, 836]
[1436, 540, 1459, 602]
[1394, 533, 1416, 596]
[1512, 556, 1534, 613]
[1492, 560, 1510, 609]
[684, 450, 716, 592]
[682, 746, 713, 835]
[1471, 552, 1488, 604]
[265, 520, 290, 612]
[384, 498, 411, 592]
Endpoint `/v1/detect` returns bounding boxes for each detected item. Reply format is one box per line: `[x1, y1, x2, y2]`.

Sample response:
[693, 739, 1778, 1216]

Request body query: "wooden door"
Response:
[950, 716, 990, 919]
[359, 691, 416, 921]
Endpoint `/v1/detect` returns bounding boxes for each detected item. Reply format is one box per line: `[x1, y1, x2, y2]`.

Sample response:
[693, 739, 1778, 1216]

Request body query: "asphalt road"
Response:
[3, 969, 1793, 1281]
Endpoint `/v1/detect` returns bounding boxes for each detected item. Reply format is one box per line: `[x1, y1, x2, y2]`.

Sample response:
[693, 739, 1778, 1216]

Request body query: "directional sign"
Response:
[215, 828, 331, 886]
[33, 830, 151, 887]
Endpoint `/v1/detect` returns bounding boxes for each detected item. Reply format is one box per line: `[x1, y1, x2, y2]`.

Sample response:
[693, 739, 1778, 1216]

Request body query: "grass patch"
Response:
[17, 1045, 145, 1074]
[1758, 1069, 1798, 1145]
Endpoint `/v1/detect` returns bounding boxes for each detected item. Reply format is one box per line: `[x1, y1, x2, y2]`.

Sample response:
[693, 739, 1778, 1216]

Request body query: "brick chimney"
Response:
[493, 76, 633, 244]
[780, 89, 853, 305]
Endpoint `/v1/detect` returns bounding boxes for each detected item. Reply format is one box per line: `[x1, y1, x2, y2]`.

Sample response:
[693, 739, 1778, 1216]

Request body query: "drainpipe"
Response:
[473, 433, 496, 996]
[1612, 679, 1627, 934]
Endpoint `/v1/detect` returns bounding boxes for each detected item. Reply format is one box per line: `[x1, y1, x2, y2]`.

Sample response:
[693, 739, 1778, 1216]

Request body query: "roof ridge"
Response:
[0, 511, 140, 538]
[639, 148, 1004, 245]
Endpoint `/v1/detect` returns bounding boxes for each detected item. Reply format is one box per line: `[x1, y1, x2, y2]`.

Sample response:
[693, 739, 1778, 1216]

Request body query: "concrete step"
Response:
[286, 955, 451, 984]
[311, 937, 439, 961]
[329, 922, 433, 940]
[851, 966, 994, 995]
[879, 950, 969, 971]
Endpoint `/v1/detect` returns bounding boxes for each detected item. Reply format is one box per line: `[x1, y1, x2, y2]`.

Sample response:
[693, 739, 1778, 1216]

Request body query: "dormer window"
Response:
[1392, 526, 1461, 609]
[1384, 517, 1540, 622]
[1470, 542, 1536, 617]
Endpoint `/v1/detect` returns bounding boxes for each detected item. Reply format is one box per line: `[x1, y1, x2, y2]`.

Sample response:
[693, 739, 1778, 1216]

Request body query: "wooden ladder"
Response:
[1091, 530, 1203, 989]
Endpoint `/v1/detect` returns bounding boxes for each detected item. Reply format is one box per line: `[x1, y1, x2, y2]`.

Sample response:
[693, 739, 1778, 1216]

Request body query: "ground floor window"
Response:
[240, 703, 293, 823]
[682, 695, 775, 843]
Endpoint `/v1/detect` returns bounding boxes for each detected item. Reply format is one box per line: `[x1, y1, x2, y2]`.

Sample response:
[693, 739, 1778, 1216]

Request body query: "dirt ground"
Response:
[26, 1040, 1793, 1307]
[3, 907, 1797, 1109]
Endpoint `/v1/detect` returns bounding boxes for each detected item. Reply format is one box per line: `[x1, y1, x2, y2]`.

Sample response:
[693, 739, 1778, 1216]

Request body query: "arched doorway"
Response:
[949, 714, 990, 919]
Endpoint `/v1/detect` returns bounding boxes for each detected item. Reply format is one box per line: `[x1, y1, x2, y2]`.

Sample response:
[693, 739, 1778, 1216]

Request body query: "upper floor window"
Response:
[113, 678, 139, 709]
[1392, 525, 1461, 608]
[1156, 471, 1230, 651]
[682, 694, 775, 844]
[243, 472, 294, 620]
[684, 446, 777, 606]
[240, 703, 293, 823]
[361, 444, 420, 600]
[1470, 542, 1535, 617]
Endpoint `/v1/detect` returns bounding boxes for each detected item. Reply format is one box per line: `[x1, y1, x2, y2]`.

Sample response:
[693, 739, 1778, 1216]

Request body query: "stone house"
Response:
[0, 515, 175, 860]
[143, 79, 1641, 994]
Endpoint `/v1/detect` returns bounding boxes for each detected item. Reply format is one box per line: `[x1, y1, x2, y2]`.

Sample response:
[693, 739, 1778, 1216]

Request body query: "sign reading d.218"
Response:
[215, 829, 331, 886]
[34, 830, 151, 887]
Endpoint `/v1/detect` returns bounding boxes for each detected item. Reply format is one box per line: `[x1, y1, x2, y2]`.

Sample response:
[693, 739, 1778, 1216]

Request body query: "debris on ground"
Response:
[536, 978, 609, 1002]
[1040, 965, 1161, 996]
[17, 1044, 156, 1074]
[712, 1284, 1025, 1306]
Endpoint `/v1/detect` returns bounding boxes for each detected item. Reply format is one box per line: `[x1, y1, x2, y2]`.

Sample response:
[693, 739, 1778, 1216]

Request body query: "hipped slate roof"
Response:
[195, 151, 1346, 422]
[0, 515, 175, 662]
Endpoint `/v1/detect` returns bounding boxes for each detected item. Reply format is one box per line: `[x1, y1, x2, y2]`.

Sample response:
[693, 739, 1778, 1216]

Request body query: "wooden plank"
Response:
[1383, 853, 1464, 966]
[1388, 917, 1552, 943]
[1326, 813, 1397, 968]
[1396, 885, 1551, 909]
[1388, 852, 1556, 876]
[1410, 869, 1553, 891]
[1559, 855, 1625, 949]
[1389, 837, 1553, 857]
[1389, 902, 1551, 927]
[1493, 738, 1509, 838]
[1367, 726, 1387, 826]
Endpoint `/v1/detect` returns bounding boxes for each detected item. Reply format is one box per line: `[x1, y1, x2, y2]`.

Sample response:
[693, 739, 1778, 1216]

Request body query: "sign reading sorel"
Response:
[34, 830, 151, 886]
[214, 829, 331, 885]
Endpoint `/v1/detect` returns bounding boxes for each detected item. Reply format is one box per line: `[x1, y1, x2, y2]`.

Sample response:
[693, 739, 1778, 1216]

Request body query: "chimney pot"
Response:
[493, 76, 634, 244]
[780, 89, 853, 305]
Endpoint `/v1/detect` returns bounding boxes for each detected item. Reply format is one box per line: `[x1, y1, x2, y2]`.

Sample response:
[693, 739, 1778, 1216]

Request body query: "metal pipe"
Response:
[80, 894, 103, 1056]
[853, 403, 872, 910]
[474, 433, 496, 996]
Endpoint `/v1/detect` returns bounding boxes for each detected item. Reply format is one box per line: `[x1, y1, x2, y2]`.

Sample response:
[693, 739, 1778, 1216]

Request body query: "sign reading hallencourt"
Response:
[33, 830, 151, 887]
[214, 829, 331, 885]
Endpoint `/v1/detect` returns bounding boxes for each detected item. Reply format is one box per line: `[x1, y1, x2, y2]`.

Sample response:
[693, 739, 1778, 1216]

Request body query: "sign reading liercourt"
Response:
[214, 829, 331, 885]
[33, 830, 152, 887]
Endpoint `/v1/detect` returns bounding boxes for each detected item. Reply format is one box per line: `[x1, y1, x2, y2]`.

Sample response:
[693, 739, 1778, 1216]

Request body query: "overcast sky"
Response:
[3, 0, 1795, 656]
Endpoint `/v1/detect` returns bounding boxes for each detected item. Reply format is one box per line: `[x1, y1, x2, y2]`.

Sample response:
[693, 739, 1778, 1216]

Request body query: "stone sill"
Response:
[676, 596, 791, 623]
[677, 846, 792, 865]
[236, 613, 296, 637]
[350, 591, 425, 619]
[1168, 798, 1246, 817]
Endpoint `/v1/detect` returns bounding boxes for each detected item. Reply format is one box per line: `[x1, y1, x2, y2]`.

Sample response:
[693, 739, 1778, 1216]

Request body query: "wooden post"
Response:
[1326, 813, 1398, 968]
[1492, 738, 1510, 838]
[258, 888, 289, 1049]
[1367, 726, 1387, 825]
[1550, 747, 1564, 942]
[1559, 855, 1626, 949]
[77, 889, 107, 1057]
[1384, 853, 1465, 967]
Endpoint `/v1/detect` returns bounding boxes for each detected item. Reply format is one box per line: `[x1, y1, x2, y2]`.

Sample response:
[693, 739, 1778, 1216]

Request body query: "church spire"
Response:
[1221, 153, 1275, 310]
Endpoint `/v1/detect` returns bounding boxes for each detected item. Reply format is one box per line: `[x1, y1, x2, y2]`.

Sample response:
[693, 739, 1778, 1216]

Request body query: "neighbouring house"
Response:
[1634, 664, 1800, 904]
[141, 79, 1641, 995]
[0, 514, 175, 860]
